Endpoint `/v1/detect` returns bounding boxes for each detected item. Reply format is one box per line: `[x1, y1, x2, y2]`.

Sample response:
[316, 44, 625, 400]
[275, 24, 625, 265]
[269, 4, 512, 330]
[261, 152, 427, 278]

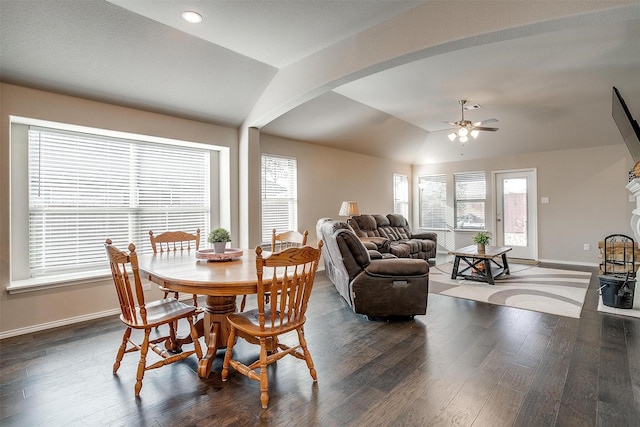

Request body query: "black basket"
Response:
[599, 274, 635, 309]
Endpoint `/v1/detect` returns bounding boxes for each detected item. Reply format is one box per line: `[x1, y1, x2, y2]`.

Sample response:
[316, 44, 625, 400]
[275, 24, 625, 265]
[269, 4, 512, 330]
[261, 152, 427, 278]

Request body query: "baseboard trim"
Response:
[0, 308, 121, 340]
[538, 259, 599, 268]
[0, 294, 202, 340]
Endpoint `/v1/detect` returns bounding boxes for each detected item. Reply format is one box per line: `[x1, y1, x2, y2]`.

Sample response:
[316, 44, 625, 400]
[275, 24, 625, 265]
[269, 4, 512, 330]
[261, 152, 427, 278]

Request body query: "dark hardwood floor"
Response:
[2, 261, 640, 426]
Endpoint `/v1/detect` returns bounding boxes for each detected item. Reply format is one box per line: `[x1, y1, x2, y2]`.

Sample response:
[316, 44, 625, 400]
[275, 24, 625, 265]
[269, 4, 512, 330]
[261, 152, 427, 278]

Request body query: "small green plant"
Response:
[473, 232, 490, 245]
[208, 227, 231, 243]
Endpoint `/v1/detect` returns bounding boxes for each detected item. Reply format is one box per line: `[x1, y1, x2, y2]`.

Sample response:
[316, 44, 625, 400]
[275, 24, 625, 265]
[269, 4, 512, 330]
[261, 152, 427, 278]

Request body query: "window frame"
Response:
[9, 117, 226, 293]
[418, 174, 447, 230]
[453, 171, 487, 231]
[260, 153, 298, 244]
[393, 173, 409, 220]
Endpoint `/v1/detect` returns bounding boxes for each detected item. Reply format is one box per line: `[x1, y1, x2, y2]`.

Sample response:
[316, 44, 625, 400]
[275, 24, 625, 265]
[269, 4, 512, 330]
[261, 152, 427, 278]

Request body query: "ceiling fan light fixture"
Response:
[442, 100, 499, 144]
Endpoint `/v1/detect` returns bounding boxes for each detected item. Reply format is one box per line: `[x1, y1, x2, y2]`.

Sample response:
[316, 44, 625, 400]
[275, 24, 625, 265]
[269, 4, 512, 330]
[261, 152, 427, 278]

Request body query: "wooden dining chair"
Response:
[221, 242, 323, 409]
[149, 229, 200, 306]
[237, 228, 309, 312]
[238, 229, 309, 312]
[104, 239, 202, 397]
[271, 228, 308, 252]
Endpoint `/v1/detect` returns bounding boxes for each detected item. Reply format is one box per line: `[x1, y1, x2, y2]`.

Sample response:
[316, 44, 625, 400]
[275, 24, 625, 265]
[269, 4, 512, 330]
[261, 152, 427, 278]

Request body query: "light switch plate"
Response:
[541, 197, 549, 204]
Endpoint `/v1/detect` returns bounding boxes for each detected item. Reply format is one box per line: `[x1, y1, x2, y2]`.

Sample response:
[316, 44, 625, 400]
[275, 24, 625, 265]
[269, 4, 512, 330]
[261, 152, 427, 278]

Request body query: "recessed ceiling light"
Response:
[181, 11, 203, 24]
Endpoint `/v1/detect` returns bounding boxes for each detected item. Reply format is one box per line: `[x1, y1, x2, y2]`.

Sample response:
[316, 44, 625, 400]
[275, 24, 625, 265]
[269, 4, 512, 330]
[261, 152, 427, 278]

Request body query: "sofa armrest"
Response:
[365, 258, 429, 276]
[361, 236, 391, 253]
[362, 240, 377, 250]
[368, 249, 383, 259]
[411, 231, 438, 242]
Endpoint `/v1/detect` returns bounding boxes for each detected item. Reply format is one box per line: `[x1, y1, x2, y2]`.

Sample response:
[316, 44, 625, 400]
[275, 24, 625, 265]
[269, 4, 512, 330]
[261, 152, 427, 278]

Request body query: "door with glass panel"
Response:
[495, 169, 538, 260]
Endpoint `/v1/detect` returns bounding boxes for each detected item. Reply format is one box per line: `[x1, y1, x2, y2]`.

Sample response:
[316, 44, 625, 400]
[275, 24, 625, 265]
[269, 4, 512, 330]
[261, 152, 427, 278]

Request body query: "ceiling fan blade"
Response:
[475, 118, 498, 125]
[473, 126, 499, 132]
[430, 126, 456, 133]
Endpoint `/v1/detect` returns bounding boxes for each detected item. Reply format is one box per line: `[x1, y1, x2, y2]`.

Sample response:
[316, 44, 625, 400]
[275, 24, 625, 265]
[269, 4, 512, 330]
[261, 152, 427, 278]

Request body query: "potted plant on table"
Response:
[473, 231, 490, 253]
[208, 228, 231, 253]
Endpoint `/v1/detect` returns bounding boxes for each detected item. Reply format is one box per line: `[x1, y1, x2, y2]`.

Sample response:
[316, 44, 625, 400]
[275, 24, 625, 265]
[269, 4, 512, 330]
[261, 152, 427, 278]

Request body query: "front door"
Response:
[494, 169, 538, 260]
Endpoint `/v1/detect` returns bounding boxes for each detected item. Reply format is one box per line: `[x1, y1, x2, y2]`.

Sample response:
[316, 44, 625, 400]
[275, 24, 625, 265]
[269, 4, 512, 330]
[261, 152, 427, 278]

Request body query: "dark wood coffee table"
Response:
[448, 245, 512, 285]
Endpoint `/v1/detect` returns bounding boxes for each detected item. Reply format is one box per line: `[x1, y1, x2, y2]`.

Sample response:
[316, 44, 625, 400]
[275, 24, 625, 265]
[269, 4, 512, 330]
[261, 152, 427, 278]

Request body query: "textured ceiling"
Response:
[1, 1, 639, 164]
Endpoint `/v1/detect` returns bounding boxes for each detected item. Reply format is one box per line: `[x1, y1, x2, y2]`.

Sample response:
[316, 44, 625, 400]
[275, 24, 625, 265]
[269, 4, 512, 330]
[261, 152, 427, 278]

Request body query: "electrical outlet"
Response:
[142, 283, 152, 291]
[584, 243, 590, 251]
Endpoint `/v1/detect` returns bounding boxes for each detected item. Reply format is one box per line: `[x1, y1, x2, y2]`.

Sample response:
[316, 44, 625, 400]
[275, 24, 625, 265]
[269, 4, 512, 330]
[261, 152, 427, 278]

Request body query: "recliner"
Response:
[316, 218, 430, 318]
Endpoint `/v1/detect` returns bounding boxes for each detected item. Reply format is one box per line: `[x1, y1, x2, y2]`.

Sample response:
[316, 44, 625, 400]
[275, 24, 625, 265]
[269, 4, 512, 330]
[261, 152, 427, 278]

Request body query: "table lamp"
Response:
[339, 201, 359, 218]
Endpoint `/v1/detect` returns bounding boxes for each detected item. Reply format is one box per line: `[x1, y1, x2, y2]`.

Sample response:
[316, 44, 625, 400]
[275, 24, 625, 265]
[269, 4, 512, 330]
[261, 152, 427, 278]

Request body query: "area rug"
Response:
[430, 262, 591, 318]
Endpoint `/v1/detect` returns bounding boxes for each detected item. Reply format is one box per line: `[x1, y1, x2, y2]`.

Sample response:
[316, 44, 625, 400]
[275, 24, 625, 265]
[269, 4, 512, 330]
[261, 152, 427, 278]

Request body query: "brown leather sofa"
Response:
[316, 218, 429, 318]
[348, 214, 437, 261]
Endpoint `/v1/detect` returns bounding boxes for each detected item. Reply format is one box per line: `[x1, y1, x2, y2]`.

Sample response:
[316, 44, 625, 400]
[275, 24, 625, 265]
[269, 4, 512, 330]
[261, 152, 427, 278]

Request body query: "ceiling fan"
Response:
[442, 100, 499, 143]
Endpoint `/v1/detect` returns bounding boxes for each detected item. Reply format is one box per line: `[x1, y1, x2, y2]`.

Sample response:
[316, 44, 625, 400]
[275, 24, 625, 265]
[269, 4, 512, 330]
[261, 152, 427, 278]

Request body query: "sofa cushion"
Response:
[389, 242, 411, 258]
[350, 215, 382, 238]
[373, 214, 390, 228]
[387, 213, 412, 239]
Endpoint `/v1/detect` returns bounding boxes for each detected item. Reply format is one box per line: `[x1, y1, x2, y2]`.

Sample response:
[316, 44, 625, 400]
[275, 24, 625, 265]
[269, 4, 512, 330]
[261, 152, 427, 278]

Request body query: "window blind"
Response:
[261, 154, 297, 243]
[28, 126, 210, 278]
[418, 174, 446, 229]
[393, 174, 409, 219]
[454, 171, 486, 230]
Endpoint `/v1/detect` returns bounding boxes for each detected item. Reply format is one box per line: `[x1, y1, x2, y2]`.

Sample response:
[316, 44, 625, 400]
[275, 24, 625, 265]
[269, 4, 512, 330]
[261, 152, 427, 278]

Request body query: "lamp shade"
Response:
[339, 201, 359, 216]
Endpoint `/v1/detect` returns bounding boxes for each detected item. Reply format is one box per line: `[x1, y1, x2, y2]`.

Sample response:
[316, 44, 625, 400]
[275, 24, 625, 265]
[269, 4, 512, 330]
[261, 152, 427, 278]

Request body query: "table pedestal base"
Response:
[198, 295, 236, 378]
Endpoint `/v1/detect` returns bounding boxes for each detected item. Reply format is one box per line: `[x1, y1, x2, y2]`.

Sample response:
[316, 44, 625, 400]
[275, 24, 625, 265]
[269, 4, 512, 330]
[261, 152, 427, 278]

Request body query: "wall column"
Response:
[239, 126, 262, 249]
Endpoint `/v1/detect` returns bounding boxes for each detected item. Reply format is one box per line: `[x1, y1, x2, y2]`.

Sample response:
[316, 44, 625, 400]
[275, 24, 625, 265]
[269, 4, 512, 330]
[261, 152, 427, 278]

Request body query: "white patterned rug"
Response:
[430, 262, 591, 318]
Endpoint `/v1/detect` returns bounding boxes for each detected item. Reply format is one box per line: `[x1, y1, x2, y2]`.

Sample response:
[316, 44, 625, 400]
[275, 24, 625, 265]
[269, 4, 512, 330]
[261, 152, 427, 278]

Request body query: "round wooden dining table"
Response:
[137, 248, 264, 378]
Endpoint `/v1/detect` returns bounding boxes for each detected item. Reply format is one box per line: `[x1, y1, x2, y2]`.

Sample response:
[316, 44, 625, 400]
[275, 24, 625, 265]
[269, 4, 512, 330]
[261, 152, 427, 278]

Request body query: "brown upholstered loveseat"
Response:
[348, 214, 437, 261]
[316, 218, 429, 318]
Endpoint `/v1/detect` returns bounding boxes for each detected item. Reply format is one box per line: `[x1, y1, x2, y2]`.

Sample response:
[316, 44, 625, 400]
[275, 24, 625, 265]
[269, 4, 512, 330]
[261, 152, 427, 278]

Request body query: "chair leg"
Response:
[162, 290, 179, 300]
[113, 327, 132, 374]
[297, 328, 317, 381]
[165, 321, 179, 353]
[239, 295, 247, 312]
[221, 328, 237, 381]
[135, 329, 151, 397]
[259, 337, 269, 409]
[187, 315, 203, 359]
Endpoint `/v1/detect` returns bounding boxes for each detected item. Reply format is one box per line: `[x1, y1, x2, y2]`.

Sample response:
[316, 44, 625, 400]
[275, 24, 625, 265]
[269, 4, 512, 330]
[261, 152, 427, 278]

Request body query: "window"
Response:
[393, 174, 409, 219]
[261, 154, 297, 243]
[27, 126, 211, 278]
[418, 174, 446, 229]
[454, 171, 486, 230]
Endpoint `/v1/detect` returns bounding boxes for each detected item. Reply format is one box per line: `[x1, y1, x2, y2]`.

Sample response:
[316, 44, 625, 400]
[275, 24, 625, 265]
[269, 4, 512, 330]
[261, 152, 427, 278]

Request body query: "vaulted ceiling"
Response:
[1, 1, 639, 164]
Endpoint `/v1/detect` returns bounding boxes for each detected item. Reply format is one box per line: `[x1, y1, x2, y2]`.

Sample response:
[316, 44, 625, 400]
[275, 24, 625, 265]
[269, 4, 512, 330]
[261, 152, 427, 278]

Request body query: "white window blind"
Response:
[418, 174, 446, 229]
[261, 154, 297, 243]
[393, 173, 409, 219]
[454, 171, 486, 230]
[28, 126, 210, 278]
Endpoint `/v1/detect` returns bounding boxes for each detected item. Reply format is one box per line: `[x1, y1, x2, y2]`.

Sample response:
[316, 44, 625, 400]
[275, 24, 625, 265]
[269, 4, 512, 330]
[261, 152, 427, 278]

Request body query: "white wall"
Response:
[260, 133, 413, 244]
[414, 144, 635, 265]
